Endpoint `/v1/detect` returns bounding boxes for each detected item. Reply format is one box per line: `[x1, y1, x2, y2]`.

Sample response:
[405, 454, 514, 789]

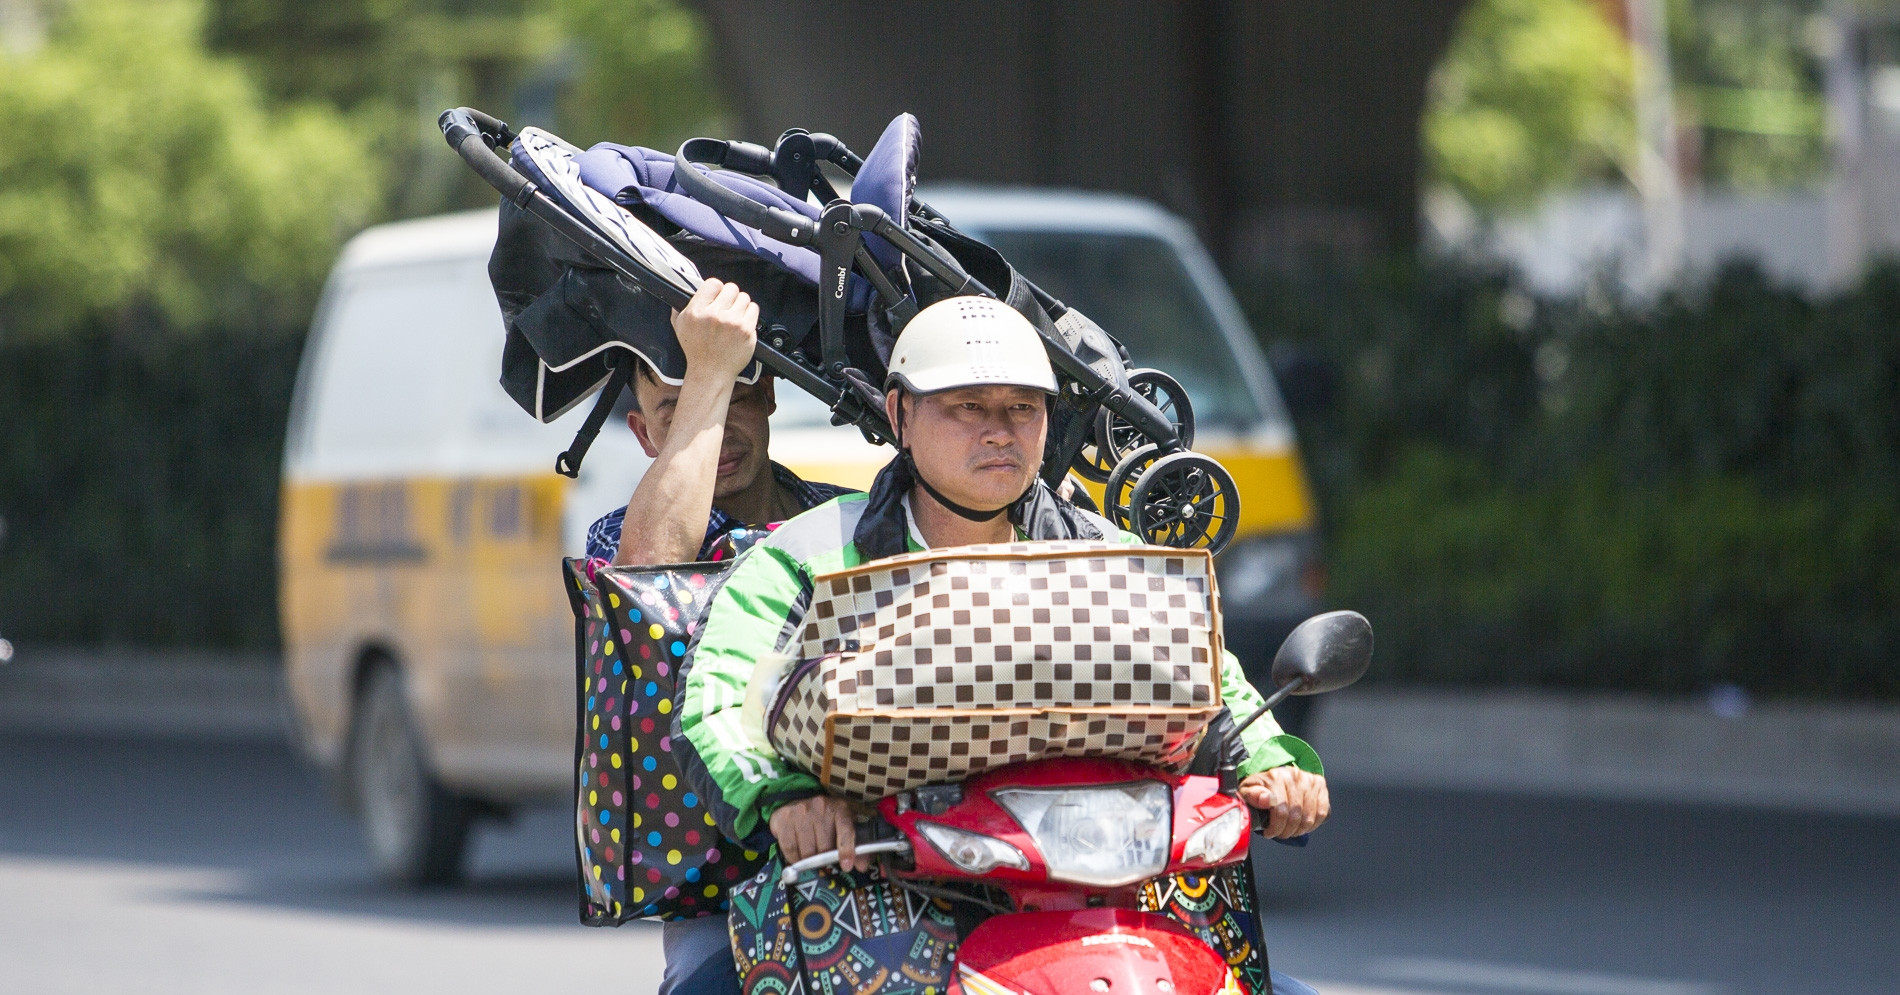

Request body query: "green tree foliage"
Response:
[0, 0, 380, 340]
[1426, 0, 1831, 206]
[1675, 0, 1828, 189]
[546, 0, 725, 149]
[207, 0, 560, 113]
[1424, 0, 1636, 210]
[204, 0, 724, 215]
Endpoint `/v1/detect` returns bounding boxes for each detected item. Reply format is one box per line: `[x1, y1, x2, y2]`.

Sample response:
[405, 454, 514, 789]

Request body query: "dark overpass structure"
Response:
[693, 0, 1470, 276]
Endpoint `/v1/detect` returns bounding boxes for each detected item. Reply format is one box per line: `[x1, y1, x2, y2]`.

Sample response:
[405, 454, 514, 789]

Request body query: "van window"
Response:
[974, 232, 1266, 431]
[291, 257, 566, 480]
[296, 261, 469, 474]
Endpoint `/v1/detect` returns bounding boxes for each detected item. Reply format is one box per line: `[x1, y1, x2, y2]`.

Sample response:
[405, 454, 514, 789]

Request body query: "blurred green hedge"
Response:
[5, 259, 1897, 705]
[0, 329, 302, 649]
[1253, 261, 1900, 699]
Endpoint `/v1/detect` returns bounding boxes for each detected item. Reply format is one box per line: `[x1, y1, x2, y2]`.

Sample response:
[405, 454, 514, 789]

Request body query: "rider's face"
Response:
[889, 385, 1047, 510]
[627, 373, 777, 500]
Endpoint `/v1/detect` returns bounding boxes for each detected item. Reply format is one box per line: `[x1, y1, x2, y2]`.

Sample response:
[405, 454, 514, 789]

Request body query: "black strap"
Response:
[904, 452, 1018, 522]
[554, 355, 634, 478]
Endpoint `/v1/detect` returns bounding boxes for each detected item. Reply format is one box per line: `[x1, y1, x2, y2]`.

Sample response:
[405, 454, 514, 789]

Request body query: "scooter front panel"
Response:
[955, 909, 1234, 995]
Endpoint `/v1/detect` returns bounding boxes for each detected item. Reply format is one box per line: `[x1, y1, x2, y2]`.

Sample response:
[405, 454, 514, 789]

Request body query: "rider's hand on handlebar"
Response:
[1238, 766, 1330, 839]
[769, 795, 870, 871]
[672, 278, 759, 383]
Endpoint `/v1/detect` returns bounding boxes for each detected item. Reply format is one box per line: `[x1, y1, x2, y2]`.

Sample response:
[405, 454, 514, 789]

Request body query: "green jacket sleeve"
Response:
[1217, 648, 1323, 778]
[677, 543, 822, 842]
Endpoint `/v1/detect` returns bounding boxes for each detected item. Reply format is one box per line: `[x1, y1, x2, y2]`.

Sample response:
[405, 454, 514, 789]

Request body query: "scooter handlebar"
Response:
[779, 840, 913, 887]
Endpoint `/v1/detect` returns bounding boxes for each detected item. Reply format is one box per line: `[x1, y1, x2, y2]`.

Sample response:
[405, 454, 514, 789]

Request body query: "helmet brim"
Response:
[886, 366, 1059, 395]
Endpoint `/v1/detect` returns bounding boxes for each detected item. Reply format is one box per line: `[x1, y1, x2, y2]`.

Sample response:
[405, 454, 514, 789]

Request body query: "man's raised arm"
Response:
[614, 278, 758, 565]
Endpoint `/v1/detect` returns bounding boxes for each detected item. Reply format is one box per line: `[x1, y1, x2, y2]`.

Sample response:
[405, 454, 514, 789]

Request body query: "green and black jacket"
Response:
[673, 457, 1322, 849]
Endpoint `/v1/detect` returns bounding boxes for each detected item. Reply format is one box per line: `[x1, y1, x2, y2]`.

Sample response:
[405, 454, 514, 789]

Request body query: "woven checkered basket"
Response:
[766, 542, 1226, 800]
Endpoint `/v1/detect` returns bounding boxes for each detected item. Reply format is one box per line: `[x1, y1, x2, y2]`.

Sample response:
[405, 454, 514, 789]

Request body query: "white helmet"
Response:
[885, 296, 1057, 395]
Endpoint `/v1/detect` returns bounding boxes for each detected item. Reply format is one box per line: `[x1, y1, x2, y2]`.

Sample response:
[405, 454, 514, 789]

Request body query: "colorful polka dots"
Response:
[571, 560, 769, 924]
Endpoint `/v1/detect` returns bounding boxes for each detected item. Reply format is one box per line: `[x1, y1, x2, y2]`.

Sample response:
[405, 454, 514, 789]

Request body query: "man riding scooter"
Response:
[675, 296, 1329, 995]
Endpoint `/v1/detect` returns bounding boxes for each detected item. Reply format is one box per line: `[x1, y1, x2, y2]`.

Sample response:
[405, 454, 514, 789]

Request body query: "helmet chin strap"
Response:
[894, 395, 1027, 524]
[904, 451, 1020, 522]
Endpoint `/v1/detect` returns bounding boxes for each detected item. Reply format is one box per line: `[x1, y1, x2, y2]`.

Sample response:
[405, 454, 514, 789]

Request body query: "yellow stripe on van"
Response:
[774, 436, 1315, 539]
[278, 474, 573, 781]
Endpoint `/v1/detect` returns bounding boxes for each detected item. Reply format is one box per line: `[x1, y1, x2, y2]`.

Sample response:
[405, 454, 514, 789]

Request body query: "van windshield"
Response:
[974, 231, 1264, 430]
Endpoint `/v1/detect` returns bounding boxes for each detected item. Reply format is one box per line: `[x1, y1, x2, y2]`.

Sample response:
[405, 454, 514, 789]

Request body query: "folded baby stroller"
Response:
[442, 107, 1239, 552]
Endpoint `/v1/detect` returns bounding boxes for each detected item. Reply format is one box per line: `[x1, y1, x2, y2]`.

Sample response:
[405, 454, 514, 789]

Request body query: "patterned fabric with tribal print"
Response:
[727, 856, 958, 995]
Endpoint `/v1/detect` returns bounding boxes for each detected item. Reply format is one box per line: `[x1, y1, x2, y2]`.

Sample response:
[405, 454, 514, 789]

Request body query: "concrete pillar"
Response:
[692, 0, 1469, 276]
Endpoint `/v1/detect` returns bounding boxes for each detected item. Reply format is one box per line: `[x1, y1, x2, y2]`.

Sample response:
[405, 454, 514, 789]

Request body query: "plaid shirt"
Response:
[585, 463, 856, 563]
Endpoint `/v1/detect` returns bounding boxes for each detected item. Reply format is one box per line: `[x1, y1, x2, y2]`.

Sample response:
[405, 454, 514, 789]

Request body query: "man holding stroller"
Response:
[584, 277, 855, 567]
[675, 296, 1329, 995]
[586, 275, 855, 995]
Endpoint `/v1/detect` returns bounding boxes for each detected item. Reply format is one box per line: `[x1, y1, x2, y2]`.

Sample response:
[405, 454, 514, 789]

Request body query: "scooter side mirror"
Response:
[1216, 610, 1373, 795]
[1269, 610, 1373, 696]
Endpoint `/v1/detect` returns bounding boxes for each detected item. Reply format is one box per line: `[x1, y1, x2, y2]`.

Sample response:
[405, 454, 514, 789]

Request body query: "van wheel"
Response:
[348, 665, 474, 886]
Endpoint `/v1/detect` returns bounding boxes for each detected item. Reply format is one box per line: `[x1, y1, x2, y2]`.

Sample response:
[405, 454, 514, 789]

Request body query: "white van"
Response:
[281, 192, 1322, 884]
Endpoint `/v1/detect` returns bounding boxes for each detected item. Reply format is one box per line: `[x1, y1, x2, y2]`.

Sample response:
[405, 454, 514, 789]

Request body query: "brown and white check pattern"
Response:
[768, 542, 1227, 800]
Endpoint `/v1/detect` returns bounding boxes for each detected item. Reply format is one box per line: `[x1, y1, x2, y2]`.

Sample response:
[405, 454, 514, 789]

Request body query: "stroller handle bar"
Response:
[439, 108, 534, 209]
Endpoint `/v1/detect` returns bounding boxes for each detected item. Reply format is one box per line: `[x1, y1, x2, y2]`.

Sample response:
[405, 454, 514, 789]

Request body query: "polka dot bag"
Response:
[563, 546, 768, 925]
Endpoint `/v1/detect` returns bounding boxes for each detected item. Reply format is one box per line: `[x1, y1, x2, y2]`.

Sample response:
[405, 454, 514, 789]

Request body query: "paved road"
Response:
[1, 732, 1894, 994]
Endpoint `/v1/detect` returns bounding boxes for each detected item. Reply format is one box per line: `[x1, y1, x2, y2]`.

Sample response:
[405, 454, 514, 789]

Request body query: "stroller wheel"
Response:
[1074, 437, 1117, 483]
[1128, 451, 1240, 554]
[1095, 369, 1195, 469]
[1103, 443, 1166, 529]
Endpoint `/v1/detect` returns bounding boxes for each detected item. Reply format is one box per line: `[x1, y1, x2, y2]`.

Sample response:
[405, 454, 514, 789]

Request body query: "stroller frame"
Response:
[441, 107, 1238, 552]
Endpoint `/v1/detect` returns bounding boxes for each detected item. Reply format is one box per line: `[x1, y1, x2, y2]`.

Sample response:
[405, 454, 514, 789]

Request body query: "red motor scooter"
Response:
[775, 611, 1372, 995]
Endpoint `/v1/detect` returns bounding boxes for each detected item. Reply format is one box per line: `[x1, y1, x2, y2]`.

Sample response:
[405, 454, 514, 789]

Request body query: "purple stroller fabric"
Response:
[851, 114, 920, 273]
[570, 145, 883, 311]
[565, 112, 922, 313]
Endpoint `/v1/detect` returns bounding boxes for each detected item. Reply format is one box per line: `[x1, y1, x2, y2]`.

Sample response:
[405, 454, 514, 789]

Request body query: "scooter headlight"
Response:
[992, 782, 1172, 887]
[915, 821, 1029, 875]
[1181, 806, 1249, 865]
